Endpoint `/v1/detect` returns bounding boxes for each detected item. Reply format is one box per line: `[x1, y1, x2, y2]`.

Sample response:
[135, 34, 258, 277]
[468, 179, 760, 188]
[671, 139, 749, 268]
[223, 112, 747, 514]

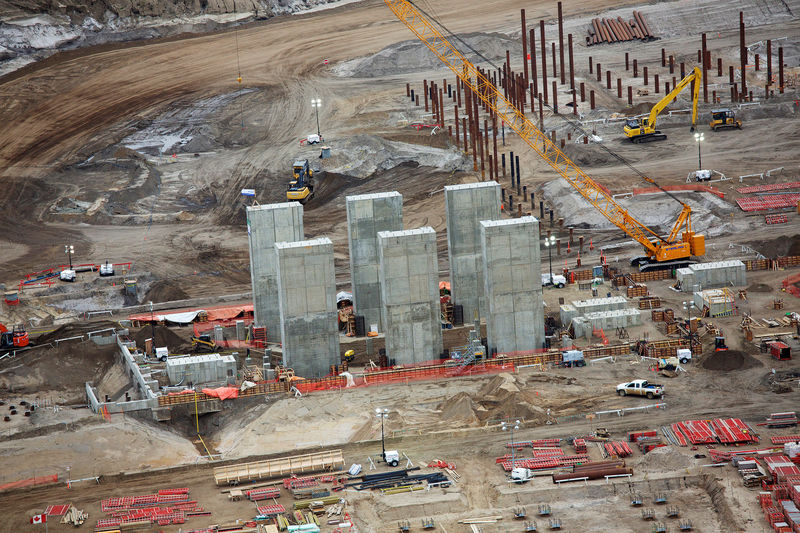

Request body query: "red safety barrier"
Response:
[256, 504, 285, 516]
[671, 424, 688, 446]
[772, 436, 800, 444]
[737, 193, 800, 212]
[499, 454, 589, 471]
[711, 418, 759, 444]
[766, 214, 789, 224]
[737, 181, 800, 194]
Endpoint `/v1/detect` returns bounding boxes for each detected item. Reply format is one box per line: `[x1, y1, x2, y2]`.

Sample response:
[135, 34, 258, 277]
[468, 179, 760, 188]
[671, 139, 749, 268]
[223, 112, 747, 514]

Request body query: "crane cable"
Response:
[408, 1, 687, 210]
[233, 5, 245, 129]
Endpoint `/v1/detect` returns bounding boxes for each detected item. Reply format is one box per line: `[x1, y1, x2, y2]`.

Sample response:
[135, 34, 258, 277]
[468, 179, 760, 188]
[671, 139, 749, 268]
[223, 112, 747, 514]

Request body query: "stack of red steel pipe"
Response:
[552, 460, 632, 483]
[587, 11, 655, 45]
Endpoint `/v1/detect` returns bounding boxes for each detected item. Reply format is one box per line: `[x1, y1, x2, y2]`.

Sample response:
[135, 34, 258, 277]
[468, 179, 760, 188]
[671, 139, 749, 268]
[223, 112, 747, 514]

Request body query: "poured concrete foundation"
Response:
[275, 238, 339, 378]
[677, 260, 747, 292]
[444, 181, 501, 322]
[246, 202, 304, 338]
[378, 227, 443, 364]
[480, 217, 545, 354]
[346, 192, 403, 332]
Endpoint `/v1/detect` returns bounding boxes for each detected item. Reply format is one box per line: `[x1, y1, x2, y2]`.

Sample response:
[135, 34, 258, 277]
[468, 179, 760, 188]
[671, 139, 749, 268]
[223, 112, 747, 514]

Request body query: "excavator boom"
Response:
[644, 66, 701, 131]
[384, 0, 703, 266]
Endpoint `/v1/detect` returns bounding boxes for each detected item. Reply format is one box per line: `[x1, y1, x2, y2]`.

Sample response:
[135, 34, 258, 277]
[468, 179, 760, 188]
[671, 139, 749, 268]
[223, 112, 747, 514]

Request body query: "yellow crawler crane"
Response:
[383, 0, 704, 270]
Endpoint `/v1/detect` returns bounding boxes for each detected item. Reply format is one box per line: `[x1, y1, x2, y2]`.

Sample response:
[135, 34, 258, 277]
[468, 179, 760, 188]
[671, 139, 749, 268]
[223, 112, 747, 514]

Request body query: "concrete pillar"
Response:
[275, 238, 339, 378]
[480, 217, 545, 353]
[246, 203, 304, 338]
[445, 181, 502, 321]
[346, 192, 403, 332]
[378, 228, 443, 364]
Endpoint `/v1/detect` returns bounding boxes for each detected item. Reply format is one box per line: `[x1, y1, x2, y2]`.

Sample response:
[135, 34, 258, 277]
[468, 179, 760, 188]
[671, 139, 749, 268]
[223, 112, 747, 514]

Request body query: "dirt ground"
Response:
[0, 0, 800, 530]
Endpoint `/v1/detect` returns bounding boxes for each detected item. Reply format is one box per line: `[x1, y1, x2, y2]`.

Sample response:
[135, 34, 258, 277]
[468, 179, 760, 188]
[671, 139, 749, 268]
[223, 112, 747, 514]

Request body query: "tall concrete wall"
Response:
[346, 192, 403, 332]
[480, 217, 545, 354]
[247, 203, 304, 338]
[275, 238, 339, 378]
[444, 181, 501, 321]
[378, 227, 443, 364]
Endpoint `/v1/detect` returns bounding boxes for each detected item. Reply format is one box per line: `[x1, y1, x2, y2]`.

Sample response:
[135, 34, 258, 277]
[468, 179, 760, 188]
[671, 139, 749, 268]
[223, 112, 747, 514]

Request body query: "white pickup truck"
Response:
[616, 379, 664, 399]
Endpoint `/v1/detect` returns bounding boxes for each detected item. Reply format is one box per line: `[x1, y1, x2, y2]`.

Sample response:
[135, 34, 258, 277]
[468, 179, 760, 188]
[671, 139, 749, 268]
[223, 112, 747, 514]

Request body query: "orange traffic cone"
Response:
[567, 241, 571, 254]
[589, 238, 594, 251]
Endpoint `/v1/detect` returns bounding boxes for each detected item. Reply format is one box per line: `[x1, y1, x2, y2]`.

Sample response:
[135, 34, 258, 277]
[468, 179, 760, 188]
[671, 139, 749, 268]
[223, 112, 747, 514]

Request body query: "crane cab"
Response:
[709, 109, 742, 131]
[287, 159, 314, 204]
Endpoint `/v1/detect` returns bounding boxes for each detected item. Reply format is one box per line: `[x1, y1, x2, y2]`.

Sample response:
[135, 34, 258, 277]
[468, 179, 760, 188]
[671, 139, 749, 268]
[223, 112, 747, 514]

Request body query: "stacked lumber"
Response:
[587, 11, 656, 46]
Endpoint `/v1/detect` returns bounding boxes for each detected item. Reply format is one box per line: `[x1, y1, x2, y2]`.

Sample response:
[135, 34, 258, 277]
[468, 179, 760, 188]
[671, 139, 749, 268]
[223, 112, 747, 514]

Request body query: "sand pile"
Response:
[700, 350, 761, 371]
[638, 445, 691, 472]
[437, 373, 548, 425]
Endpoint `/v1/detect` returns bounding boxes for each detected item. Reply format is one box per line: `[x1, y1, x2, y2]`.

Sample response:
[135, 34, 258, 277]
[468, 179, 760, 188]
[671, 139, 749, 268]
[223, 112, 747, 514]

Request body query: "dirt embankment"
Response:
[699, 350, 762, 371]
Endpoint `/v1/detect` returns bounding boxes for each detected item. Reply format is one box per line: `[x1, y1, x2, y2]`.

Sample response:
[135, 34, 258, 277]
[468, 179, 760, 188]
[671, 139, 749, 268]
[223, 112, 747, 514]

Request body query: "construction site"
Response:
[1, 0, 800, 530]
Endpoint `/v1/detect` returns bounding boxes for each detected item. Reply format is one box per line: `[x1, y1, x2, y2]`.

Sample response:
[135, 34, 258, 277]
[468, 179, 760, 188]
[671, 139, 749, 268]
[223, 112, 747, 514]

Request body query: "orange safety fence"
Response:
[0, 474, 58, 492]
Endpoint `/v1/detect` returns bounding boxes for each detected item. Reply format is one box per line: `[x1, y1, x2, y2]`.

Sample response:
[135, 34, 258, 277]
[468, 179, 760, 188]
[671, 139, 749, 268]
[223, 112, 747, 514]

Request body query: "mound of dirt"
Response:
[34, 320, 118, 344]
[637, 445, 691, 472]
[438, 373, 548, 425]
[747, 283, 774, 293]
[144, 280, 189, 303]
[700, 350, 762, 371]
[748, 234, 800, 258]
[131, 324, 186, 350]
[0, 340, 117, 401]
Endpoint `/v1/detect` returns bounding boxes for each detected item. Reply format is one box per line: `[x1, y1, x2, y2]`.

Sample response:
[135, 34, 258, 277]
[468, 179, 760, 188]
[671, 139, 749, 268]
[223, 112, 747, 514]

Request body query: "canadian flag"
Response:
[30, 514, 46, 524]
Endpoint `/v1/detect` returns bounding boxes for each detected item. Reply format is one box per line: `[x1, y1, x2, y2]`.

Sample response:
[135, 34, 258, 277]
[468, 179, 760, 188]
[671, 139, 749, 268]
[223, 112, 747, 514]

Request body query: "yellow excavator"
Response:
[286, 159, 314, 204]
[384, 0, 705, 271]
[709, 108, 742, 131]
[623, 67, 701, 143]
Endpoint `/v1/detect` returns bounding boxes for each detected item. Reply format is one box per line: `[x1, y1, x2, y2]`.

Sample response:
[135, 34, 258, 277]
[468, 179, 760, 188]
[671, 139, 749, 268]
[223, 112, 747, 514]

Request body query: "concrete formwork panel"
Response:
[480, 217, 545, 354]
[275, 238, 340, 378]
[378, 227, 443, 364]
[246, 203, 304, 337]
[684, 260, 747, 291]
[346, 192, 403, 332]
[444, 181, 501, 322]
[571, 296, 628, 316]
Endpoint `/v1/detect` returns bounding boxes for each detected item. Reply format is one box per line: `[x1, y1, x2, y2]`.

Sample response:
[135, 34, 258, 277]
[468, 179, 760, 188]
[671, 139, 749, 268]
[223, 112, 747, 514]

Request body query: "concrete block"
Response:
[378, 227, 443, 364]
[480, 217, 545, 353]
[166, 353, 233, 385]
[445, 181, 501, 321]
[275, 238, 340, 378]
[347, 192, 403, 332]
[247, 203, 304, 338]
[559, 304, 578, 326]
[571, 296, 628, 316]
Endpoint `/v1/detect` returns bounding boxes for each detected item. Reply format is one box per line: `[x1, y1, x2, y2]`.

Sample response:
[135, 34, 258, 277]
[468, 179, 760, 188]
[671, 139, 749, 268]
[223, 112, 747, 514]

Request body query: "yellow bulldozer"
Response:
[709, 108, 742, 131]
